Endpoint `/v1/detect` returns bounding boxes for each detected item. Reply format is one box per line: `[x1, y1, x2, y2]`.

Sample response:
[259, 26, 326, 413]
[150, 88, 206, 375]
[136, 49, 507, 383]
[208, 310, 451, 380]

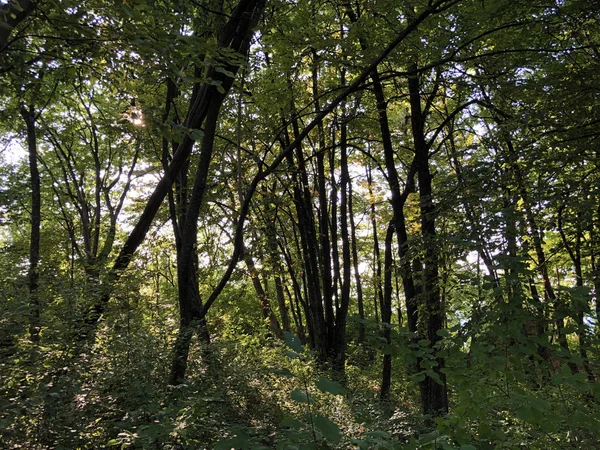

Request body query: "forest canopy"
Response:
[1, 0, 599, 448]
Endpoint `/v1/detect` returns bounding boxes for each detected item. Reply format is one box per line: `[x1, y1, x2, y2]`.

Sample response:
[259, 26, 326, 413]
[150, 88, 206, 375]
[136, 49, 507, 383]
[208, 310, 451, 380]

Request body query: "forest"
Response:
[1, 0, 599, 448]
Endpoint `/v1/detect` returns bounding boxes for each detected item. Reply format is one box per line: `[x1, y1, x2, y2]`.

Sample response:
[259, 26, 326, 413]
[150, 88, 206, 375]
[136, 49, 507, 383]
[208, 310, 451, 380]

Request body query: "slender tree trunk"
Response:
[372, 69, 418, 334]
[408, 66, 448, 417]
[349, 170, 366, 342]
[329, 144, 341, 316]
[334, 112, 352, 375]
[264, 200, 291, 332]
[243, 243, 283, 338]
[21, 104, 41, 344]
[311, 55, 335, 351]
[170, 97, 224, 385]
[283, 110, 328, 359]
[505, 137, 578, 375]
[557, 205, 595, 381]
[367, 166, 382, 324]
[595, 183, 600, 337]
[278, 231, 307, 340]
[380, 223, 394, 400]
[94, 0, 265, 330]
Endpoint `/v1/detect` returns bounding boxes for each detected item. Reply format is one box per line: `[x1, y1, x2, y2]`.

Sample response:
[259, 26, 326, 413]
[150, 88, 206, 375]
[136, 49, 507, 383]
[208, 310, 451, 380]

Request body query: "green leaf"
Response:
[268, 367, 295, 378]
[315, 376, 345, 396]
[298, 444, 318, 450]
[12, 2, 26, 13]
[188, 129, 204, 140]
[436, 329, 450, 338]
[365, 430, 389, 439]
[280, 415, 304, 429]
[214, 436, 248, 449]
[291, 388, 311, 403]
[214, 428, 250, 449]
[412, 372, 426, 383]
[286, 350, 301, 359]
[418, 431, 441, 445]
[313, 414, 341, 443]
[215, 66, 236, 78]
[426, 370, 443, 386]
[283, 331, 303, 353]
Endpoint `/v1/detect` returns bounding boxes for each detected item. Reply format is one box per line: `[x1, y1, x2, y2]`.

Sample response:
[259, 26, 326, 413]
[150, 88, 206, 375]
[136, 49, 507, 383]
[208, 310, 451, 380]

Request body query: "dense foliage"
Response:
[1, 0, 599, 448]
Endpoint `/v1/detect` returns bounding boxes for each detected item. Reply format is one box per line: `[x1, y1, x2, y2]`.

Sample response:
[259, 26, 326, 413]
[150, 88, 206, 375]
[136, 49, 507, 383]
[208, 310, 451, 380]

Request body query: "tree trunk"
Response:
[408, 66, 448, 417]
[264, 199, 291, 332]
[372, 69, 419, 334]
[283, 111, 328, 359]
[334, 112, 352, 375]
[311, 56, 336, 351]
[95, 0, 265, 330]
[557, 205, 595, 381]
[367, 166, 382, 324]
[380, 223, 394, 400]
[349, 168, 366, 342]
[169, 85, 229, 384]
[243, 243, 283, 338]
[21, 104, 41, 344]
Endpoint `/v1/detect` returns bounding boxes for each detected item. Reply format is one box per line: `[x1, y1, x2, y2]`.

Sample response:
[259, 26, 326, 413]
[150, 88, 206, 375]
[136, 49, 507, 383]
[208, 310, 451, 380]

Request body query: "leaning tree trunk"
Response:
[95, 0, 266, 332]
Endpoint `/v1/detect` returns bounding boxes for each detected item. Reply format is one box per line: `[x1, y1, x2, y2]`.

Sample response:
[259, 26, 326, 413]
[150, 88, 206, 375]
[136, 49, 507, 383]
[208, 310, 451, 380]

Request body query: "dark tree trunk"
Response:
[95, 0, 265, 330]
[283, 111, 328, 359]
[348, 169, 366, 343]
[311, 56, 336, 351]
[169, 89, 228, 384]
[408, 66, 448, 417]
[558, 205, 595, 381]
[372, 69, 419, 335]
[367, 166, 382, 324]
[243, 243, 283, 338]
[278, 229, 307, 340]
[380, 223, 395, 400]
[504, 137, 578, 375]
[21, 104, 41, 344]
[264, 200, 291, 332]
[334, 112, 352, 375]
[329, 145, 341, 317]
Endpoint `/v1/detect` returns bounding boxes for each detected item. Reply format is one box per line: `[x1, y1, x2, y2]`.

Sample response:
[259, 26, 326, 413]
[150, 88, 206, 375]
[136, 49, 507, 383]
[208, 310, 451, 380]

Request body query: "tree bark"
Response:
[21, 103, 41, 343]
[349, 167, 366, 342]
[311, 55, 336, 351]
[334, 112, 352, 375]
[372, 69, 419, 335]
[90, 0, 265, 333]
[366, 166, 382, 324]
[380, 222, 395, 400]
[243, 242, 283, 338]
[408, 66, 448, 417]
[557, 204, 595, 381]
